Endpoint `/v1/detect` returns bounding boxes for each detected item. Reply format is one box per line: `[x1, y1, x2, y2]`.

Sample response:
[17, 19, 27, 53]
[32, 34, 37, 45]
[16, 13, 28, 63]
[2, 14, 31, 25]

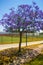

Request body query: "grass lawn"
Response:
[22, 54, 43, 65]
[0, 34, 43, 44]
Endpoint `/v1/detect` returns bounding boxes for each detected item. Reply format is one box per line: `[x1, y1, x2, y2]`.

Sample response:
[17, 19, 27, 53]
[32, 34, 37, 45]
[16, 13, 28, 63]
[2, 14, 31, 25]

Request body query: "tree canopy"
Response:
[0, 2, 43, 32]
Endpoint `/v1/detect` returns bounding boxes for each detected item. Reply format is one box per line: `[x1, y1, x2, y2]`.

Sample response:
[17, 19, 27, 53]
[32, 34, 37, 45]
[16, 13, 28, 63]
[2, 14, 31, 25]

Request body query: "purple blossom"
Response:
[1, 2, 43, 32]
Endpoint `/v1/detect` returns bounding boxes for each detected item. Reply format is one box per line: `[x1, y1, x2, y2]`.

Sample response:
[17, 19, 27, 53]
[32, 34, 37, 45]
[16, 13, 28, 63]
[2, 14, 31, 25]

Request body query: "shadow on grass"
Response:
[23, 54, 43, 65]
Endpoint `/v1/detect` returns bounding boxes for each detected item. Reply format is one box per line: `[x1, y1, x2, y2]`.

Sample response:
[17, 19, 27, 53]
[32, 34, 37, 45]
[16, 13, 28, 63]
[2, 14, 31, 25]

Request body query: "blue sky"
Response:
[0, 0, 43, 31]
[0, 0, 43, 19]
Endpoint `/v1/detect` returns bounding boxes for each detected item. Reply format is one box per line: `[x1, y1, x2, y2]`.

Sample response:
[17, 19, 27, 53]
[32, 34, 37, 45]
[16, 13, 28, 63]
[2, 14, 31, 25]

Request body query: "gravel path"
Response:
[0, 41, 43, 50]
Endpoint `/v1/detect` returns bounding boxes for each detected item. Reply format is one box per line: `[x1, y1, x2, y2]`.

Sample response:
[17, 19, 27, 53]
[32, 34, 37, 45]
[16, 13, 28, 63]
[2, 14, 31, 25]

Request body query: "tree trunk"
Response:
[26, 31, 27, 46]
[19, 31, 22, 52]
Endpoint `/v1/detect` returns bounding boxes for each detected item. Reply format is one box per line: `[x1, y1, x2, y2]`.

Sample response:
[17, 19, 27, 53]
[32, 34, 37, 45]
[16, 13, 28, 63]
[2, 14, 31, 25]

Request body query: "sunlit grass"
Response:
[0, 34, 43, 44]
[22, 54, 43, 65]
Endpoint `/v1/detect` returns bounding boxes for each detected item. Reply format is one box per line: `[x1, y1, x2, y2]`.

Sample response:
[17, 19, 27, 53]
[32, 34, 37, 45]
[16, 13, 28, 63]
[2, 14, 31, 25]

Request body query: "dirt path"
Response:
[0, 41, 43, 50]
[34, 44, 43, 53]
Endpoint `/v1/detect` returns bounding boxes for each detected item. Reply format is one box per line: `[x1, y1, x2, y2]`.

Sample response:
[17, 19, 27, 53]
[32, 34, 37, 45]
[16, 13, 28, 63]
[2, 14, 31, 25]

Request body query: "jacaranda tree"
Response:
[17, 2, 43, 46]
[1, 2, 43, 52]
[1, 8, 30, 52]
[28, 2, 43, 32]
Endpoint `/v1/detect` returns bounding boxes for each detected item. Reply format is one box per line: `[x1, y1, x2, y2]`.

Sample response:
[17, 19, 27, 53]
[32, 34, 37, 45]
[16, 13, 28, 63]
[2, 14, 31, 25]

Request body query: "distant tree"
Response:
[17, 2, 43, 46]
